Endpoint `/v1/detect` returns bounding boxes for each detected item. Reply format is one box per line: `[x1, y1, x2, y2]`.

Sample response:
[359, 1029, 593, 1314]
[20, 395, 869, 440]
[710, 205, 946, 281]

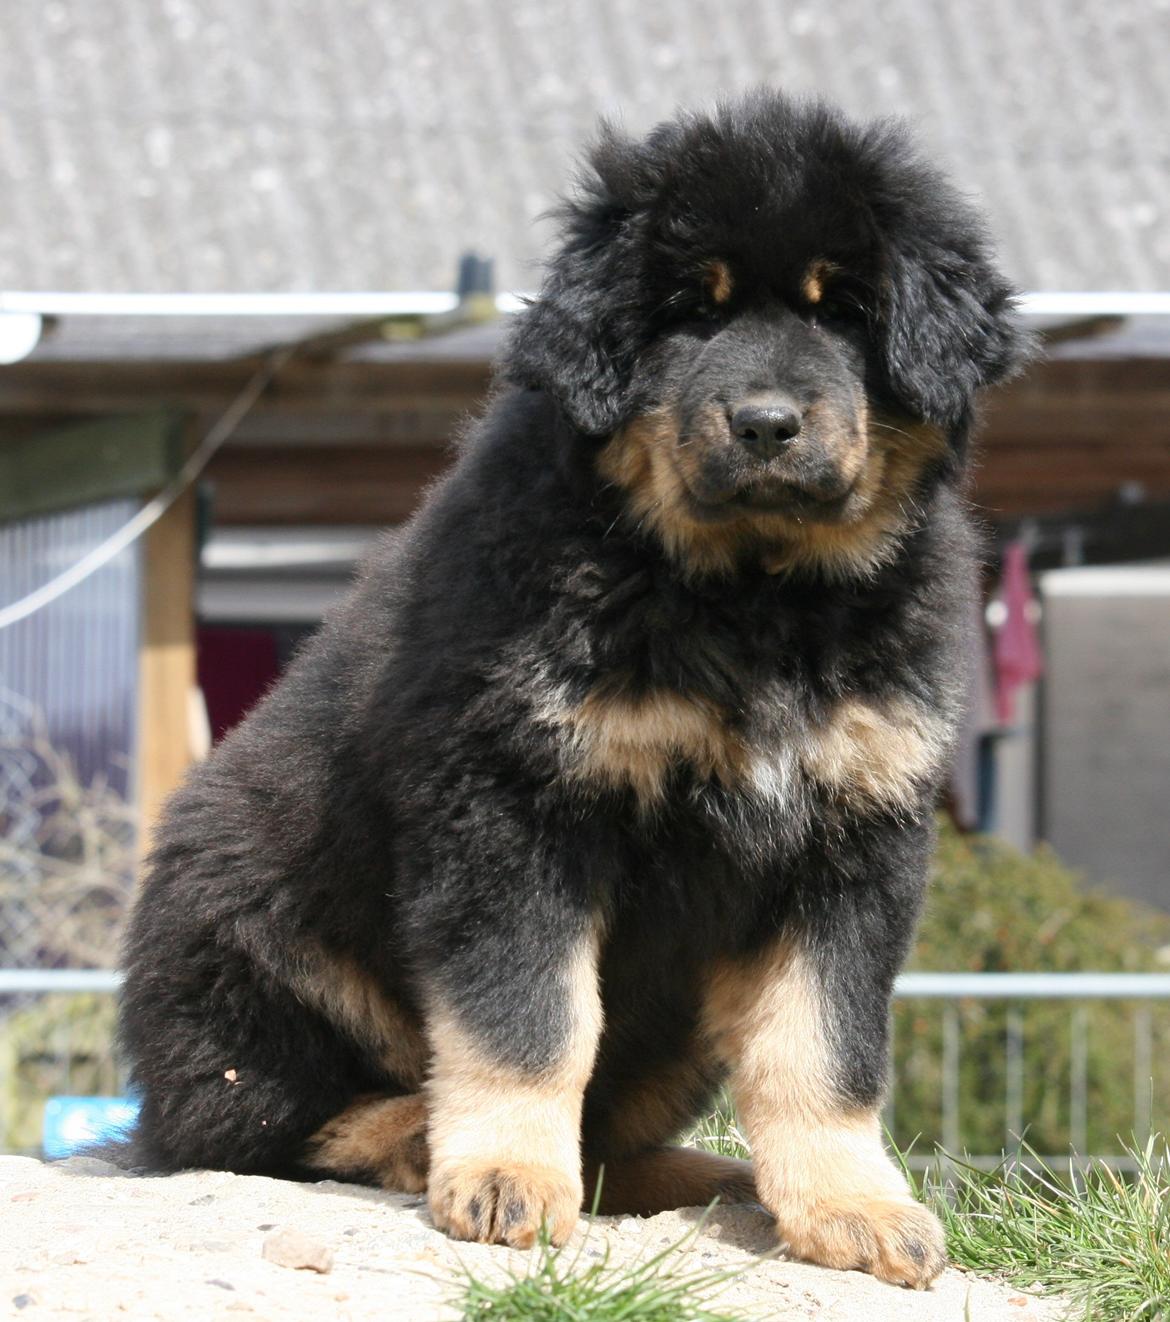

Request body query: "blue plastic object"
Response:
[42, 1095, 139, 1159]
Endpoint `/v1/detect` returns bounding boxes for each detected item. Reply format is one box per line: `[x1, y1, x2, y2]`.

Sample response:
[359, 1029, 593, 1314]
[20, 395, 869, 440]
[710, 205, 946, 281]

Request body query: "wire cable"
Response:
[0, 347, 294, 632]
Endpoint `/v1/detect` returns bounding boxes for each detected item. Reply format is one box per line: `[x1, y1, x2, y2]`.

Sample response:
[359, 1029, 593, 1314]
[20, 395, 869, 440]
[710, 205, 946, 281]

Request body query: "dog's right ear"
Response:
[503, 129, 651, 438]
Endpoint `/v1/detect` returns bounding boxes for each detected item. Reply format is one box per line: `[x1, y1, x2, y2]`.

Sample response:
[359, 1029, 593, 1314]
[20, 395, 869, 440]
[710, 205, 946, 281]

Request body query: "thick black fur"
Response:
[117, 92, 1027, 1189]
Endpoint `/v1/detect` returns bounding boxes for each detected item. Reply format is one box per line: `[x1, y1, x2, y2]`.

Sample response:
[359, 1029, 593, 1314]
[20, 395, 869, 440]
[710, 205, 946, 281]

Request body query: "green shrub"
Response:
[892, 825, 1170, 1157]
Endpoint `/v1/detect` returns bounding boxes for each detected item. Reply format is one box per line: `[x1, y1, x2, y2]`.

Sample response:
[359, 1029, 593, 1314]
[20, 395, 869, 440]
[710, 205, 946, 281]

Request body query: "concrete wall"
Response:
[1041, 563, 1170, 911]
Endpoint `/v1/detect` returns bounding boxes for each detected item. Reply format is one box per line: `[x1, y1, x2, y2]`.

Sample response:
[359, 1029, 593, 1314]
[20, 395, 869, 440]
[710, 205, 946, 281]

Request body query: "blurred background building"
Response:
[1, 0, 1168, 1158]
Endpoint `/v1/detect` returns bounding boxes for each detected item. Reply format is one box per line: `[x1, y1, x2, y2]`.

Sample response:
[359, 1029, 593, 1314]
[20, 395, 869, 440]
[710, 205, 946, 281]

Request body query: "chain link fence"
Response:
[0, 690, 135, 1151]
[0, 688, 135, 970]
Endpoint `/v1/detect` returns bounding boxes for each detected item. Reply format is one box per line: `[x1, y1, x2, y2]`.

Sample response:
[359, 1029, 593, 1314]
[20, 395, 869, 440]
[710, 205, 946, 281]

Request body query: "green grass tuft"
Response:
[687, 1091, 750, 1161]
[922, 1138, 1170, 1321]
[451, 1214, 755, 1322]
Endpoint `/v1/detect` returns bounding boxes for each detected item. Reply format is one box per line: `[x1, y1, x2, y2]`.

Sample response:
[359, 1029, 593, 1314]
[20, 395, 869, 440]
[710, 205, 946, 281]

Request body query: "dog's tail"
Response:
[70, 1128, 147, 1172]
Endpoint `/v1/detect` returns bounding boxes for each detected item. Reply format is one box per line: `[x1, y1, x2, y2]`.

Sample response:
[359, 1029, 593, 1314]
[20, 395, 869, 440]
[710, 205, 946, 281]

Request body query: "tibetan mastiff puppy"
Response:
[118, 91, 1027, 1288]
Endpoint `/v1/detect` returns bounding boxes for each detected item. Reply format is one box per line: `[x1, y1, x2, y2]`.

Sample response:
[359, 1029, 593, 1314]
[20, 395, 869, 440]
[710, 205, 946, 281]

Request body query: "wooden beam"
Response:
[137, 481, 198, 842]
[0, 358, 492, 418]
[205, 444, 451, 524]
[0, 408, 186, 522]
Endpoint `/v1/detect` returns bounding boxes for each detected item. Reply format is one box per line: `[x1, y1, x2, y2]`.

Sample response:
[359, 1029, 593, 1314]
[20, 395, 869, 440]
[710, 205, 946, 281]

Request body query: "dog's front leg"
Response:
[705, 928, 946, 1288]
[422, 906, 602, 1249]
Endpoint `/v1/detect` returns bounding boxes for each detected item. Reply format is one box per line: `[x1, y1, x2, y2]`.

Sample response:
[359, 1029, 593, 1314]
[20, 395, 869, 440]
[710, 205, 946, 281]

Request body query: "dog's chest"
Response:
[555, 679, 945, 816]
[541, 579, 947, 817]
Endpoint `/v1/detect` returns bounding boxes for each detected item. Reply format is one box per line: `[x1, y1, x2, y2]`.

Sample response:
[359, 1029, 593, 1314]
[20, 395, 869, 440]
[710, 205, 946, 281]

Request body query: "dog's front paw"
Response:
[777, 1195, 947, 1289]
[429, 1160, 581, 1248]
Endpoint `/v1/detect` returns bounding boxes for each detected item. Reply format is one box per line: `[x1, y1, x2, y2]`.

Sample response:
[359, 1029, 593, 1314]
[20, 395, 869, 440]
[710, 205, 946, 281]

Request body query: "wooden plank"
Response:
[0, 408, 186, 522]
[205, 445, 452, 524]
[0, 359, 492, 418]
[136, 479, 198, 842]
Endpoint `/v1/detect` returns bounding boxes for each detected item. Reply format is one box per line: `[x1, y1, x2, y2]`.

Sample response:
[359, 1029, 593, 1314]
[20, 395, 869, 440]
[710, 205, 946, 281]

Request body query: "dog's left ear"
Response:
[504, 129, 651, 437]
[879, 234, 1032, 430]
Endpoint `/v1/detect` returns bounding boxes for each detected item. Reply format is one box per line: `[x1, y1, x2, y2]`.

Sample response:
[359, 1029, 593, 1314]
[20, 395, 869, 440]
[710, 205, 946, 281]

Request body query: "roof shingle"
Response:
[1, 0, 1168, 294]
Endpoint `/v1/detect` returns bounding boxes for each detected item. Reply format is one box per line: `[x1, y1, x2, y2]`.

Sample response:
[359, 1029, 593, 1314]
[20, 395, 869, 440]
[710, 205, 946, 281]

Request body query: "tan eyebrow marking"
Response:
[801, 259, 842, 306]
[703, 259, 735, 305]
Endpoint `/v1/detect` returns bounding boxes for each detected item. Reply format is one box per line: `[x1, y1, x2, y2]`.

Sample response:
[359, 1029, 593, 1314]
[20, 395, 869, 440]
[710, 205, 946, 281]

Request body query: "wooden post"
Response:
[136, 482, 198, 843]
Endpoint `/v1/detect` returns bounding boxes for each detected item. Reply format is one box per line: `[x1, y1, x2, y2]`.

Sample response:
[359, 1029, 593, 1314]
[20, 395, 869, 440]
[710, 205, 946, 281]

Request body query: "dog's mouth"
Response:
[598, 403, 948, 579]
[672, 415, 867, 524]
[682, 474, 857, 522]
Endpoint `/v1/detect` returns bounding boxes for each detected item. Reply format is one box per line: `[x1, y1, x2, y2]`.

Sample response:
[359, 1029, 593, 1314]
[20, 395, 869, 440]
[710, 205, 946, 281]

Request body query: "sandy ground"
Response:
[1, 1156, 1068, 1321]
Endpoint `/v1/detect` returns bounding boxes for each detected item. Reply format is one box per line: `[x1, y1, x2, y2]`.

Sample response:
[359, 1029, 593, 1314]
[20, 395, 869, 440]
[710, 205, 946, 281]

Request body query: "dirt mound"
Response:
[1, 1156, 1063, 1320]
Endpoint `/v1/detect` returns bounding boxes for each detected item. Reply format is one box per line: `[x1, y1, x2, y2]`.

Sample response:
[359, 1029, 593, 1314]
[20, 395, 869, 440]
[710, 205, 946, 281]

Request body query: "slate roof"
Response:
[1, 0, 1168, 295]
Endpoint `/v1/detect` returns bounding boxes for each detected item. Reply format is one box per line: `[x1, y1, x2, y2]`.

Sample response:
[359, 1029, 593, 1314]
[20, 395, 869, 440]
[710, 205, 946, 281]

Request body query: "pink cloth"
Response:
[993, 540, 1043, 724]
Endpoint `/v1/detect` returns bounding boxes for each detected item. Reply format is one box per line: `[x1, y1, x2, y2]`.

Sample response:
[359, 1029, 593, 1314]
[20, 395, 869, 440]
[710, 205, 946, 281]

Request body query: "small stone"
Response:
[50, 1249, 89, 1265]
[261, 1227, 333, 1274]
[224, 1068, 239, 1084]
[615, 1217, 643, 1233]
[12, 1296, 34, 1311]
[57, 1156, 124, 1177]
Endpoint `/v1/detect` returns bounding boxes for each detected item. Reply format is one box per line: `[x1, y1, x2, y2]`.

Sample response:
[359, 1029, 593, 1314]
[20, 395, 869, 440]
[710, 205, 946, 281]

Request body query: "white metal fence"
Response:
[892, 972, 1170, 1171]
[2, 969, 1169, 1163]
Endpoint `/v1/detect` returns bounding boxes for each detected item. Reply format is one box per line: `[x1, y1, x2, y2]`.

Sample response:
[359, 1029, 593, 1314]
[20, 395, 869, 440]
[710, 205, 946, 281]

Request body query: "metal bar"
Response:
[895, 973, 1170, 999]
[7, 290, 1170, 320]
[942, 1002, 961, 1154]
[1071, 1005, 1089, 1154]
[1006, 1006, 1025, 1144]
[882, 1010, 896, 1139]
[0, 291, 462, 317]
[1134, 1005, 1153, 1145]
[5, 969, 1170, 999]
[6, 967, 1168, 994]
[0, 970, 122, 993]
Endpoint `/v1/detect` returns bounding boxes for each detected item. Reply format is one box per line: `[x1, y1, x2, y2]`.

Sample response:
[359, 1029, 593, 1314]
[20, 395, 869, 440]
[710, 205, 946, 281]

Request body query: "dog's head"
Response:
[505, 92, 1031, 578]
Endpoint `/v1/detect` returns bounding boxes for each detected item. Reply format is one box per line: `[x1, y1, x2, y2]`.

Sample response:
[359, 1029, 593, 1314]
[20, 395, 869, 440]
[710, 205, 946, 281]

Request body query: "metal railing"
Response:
[3, 969, 1168, 1164]
[892, 972, 1170, 1170]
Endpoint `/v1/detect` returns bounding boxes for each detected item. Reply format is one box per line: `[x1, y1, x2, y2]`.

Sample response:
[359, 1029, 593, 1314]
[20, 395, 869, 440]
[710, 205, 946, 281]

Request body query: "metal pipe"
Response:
[4, 290, 1170, 320]
[4, 969, 1170, 998]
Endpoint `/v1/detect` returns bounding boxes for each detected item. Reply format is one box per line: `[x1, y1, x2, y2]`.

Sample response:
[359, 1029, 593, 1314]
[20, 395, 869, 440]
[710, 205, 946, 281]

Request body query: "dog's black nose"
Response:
[731, 400, 803, 459]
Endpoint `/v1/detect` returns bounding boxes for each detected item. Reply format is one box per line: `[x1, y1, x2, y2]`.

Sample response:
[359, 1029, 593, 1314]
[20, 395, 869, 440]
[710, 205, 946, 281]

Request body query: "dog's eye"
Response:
[809, 295, 863, 331]
[684, 308, 723, 337]
[818, 297, 849, 321]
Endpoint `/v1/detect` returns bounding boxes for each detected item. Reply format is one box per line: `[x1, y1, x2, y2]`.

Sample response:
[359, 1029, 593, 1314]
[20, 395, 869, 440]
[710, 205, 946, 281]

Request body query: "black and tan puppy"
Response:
[117, 91, 1027, 1288]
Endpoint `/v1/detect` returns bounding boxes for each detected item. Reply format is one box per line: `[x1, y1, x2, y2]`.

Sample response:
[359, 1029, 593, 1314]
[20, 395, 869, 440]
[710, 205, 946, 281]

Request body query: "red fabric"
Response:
[197, 627, 280, 742]
[993, 541, 1044, 724]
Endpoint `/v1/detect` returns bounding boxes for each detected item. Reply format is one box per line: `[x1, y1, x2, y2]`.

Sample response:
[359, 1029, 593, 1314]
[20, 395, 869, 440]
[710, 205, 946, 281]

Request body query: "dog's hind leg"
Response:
[584, 1145, 756, 1216]
[303, 1093, 429, 1192]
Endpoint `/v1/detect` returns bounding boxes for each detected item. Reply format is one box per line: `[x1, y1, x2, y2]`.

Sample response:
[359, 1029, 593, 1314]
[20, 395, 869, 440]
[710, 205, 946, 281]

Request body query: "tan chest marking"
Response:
[555, 683, 944, 815]
[799, 696, 947, 813]
[558, 686, 748, 805]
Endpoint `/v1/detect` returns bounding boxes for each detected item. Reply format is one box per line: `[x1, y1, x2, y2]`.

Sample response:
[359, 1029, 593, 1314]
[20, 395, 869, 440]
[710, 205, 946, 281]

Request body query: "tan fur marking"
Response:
[801, 259, 841, 306]
[426, 929, 603, 1247]
[801, 696, 948, 813]
[305, 1093, 429, 1191]
[599, 408, 947, 582]
[291, 947, 429, 1089]
[558, 684, 745, 805]
[705, 941, 946, 1287]
[703, 259, 735, 305]
[585, 1145, 756, 1216]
